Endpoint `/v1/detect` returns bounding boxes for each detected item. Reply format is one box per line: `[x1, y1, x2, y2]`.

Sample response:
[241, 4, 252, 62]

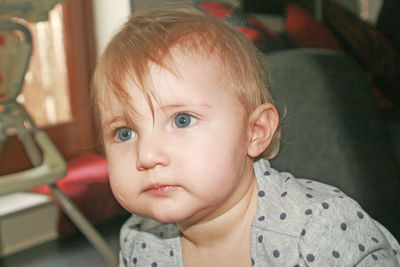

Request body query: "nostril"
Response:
[136, 159, 146, 171]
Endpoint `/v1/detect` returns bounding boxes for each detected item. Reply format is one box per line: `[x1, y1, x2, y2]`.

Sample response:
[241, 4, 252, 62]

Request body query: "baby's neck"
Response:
[178, 176, 258, 266]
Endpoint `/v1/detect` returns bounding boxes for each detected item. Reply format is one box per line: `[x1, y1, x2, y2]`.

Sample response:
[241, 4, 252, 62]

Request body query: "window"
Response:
[15, 4, 72, 127]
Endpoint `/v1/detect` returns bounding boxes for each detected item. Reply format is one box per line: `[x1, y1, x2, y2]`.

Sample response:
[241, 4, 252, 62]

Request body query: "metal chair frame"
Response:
[0, 20, 117, 266]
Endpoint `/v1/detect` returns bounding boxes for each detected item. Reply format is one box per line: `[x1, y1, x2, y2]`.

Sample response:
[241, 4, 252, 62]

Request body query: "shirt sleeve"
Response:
[298, 196, 400, 266]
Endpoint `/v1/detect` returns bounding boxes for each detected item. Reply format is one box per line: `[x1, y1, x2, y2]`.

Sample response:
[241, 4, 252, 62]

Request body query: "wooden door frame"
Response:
[47, 0, 97, 159]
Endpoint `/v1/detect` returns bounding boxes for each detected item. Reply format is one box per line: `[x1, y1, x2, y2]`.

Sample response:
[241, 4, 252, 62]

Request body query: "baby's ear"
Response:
[247, 103, 279, 158]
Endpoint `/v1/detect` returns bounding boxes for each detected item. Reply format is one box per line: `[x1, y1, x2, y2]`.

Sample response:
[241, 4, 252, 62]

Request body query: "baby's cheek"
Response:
[108, 162, 136, 210]
[109, 173, 127, 205]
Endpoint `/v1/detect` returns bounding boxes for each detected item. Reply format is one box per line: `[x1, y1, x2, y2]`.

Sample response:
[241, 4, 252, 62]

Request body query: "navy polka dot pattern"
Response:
[306, 254, 315, 262]
[332, 250, 340, 258]
[118, 159, 400, 266]
[301, 229, 306, 236]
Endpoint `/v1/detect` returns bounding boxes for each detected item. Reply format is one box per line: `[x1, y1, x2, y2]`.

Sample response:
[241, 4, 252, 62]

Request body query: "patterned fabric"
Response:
[118, 159, 400, 266]
[322, 0, 400, 108]
[196, 1, 291, 53]
[284, 3, 343, 51]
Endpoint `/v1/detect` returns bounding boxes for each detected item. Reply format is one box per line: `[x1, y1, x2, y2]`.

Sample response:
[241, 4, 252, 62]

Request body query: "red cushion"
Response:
[236, 26, 263, 42]
[285, 3, 343, 51]
[197, 1, 289, 52]
[31, 153, 126, 236]
[199, 1, 234, 19]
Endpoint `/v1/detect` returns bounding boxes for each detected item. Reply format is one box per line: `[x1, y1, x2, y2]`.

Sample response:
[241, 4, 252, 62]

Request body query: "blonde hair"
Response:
[92, 7, 281, 159]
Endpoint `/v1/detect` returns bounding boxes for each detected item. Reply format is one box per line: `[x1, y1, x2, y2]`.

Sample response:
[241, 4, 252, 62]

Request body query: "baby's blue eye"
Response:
[115, 127, 135, 142]
[174, 113, 195, 128]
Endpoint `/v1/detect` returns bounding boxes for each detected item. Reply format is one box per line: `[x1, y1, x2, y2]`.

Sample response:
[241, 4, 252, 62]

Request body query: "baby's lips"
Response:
[142, 183, 182, 195]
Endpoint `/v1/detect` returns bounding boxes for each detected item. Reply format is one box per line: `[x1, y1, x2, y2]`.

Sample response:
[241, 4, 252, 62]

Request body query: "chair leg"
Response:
[49, 184, 118, 266]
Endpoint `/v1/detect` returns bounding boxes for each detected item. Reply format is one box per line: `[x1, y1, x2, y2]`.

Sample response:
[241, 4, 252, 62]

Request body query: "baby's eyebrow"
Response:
[102, 115, 130, 128]
[160, 103, 211, 110]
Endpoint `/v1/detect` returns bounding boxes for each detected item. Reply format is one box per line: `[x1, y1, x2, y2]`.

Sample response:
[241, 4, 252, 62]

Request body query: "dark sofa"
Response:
[267, 48, 400, 240]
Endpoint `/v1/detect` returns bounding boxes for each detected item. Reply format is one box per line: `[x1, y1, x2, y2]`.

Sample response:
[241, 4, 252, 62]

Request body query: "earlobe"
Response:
[247, 103, 279, 158]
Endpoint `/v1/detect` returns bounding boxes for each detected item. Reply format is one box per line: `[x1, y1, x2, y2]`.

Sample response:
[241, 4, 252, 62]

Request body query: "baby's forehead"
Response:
[98, 45, 251, 123]
[101, 55, 240, 115]
[125, 50, 231, 95]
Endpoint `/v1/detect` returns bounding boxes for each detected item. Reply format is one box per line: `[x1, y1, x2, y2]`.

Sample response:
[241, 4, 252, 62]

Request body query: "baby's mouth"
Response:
[143, 183, 181, 196]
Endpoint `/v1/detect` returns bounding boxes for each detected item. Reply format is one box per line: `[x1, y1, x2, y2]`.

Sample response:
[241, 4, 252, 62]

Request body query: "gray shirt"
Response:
[119, 159, 400, 266]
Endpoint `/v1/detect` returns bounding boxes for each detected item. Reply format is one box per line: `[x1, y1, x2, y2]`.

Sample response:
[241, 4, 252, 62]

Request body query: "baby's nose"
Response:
[136, 134, 169, 171]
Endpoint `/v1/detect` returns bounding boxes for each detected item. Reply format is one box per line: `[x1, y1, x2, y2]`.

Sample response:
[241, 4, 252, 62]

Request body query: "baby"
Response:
[92, 7, 400, 267]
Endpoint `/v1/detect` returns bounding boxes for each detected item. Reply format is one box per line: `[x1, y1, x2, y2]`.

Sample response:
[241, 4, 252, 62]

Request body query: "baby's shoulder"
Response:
[280, 175, 400, 265]
[296, 194, 400, 265]
[254, 160, 400, 265]
[266, 166, 391, 243]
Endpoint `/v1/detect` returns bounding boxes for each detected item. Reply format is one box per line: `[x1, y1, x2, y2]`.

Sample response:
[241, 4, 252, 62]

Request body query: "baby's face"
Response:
[101, 54, 256, 226]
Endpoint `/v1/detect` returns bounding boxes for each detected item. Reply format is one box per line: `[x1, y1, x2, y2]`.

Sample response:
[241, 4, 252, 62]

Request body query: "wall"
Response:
[91, 0, 131, 57]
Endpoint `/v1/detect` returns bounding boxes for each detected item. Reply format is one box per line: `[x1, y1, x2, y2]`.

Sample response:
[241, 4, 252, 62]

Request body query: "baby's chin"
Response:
[141, 208, 197, 225]
[149, 211, 186, 224]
